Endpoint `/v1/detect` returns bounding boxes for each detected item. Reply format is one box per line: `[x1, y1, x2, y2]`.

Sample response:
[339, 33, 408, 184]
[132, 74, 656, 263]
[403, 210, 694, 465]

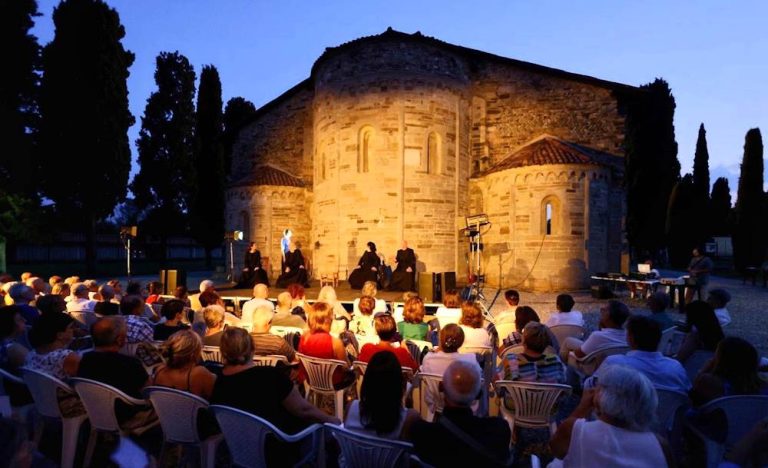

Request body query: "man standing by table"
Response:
[685, 246, 713, 304]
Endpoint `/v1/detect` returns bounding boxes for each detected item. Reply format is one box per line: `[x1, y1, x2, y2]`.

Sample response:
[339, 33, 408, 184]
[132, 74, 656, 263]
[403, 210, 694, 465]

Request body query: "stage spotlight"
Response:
[224, 230, 244, 241]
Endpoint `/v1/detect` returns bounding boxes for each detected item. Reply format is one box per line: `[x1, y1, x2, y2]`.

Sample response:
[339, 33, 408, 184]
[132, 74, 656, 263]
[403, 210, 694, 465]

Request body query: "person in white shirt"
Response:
[545, 294, 584, 328]
[352, 281, 387, 315]
[435, 290, 462, 327]
[586, 315, 690, 394]
[190, 280, 215, 312]
[458, 301, 491, 348]
[707, 288, 732, 327]
[421, 324, 480, 376]
[492, 289, 519, 325]
[240, 283, 273, 325]
[559, 300, 628, 362]
[66, 283, 96, 312]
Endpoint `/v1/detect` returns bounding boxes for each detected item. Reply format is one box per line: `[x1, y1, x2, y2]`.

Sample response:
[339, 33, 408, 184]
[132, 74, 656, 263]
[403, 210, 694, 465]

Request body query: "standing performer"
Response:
[276, 241, 309, 288]
[348, 242, 382, 290]
[280, 229, 292, 269]
[240, 242, 269, 288]
[388, 240, 416, 291]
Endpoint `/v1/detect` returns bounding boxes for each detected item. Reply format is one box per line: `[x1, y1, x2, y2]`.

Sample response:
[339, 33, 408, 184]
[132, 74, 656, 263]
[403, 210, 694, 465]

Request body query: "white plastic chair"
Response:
[21, 368, 88, 468]
[686, 395, 768, 468]
[210, 404, 324, 468]
[252, 355, 289, 367]
[326, 423, 415, 468]
[413, 373, 445, 422]
[0, 367, 34, 420]
[683, 350, 715, 383]
[567, 345, 630, 376]
[494, 380, 572, 442]
[144, 386, 222, 468]
[460, 346, 495, 416]
[654, 389, 690, 434]
[657, 327, 677, 354]
[270, 326, 304, 337]
[296, 353, 353, 420]
[548, 325, 584, 346]
[404, 339, 433, 364]
[70, 377, 154, 466]
[202, 346, 224, 364]
[352, 361, 414, 403]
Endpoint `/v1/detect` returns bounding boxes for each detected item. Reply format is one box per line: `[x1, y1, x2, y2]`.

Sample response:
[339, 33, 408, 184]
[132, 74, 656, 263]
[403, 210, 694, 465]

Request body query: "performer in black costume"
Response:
[388, 240, 416, 291]
[348, 241, 382, 290]
[240, 242, 269, 288]
[276, 241, 309, 288]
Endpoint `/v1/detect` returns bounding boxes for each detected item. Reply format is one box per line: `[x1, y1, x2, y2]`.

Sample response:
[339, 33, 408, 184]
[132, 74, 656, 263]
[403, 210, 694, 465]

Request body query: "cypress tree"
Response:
[191, 65, 225, 267]
[38, 0, 134, 273]
[692, 123, 711, 203]
[733, 128, 766, 271]
[222, 97, 257, 176]
[709, 177, 732, 237]
[666, 174, 697, 267]
[131, 51, 197, 262]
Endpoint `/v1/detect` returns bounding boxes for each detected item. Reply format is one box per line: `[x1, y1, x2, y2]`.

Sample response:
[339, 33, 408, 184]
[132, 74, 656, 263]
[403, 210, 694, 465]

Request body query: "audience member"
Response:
[20, 272, 32, 283]
[152, 330, 216, 400]
[357, 314, 418, 371]
[493, 289, 520, 325]
[435, 289, 462, 326]
[241, 283, 273, 325]
[173, 285, 189, 307]
[549, 365, 669, 467]
[48, 275, 63, 287]
[24, 312, 80, 380]
[66, 283, 95, 312]
[83, 279, 99, 300]
[676, 300, 724, 364]
[94, 284, 120, 316]
[503, 321, 565, 383]
[201, 305, 227, 346]
[153, 300, 189, 341]
[646, 291, 674, 331]
[560, 300, 629, 362]
[458, 301, 491, 348]
[250, 306, 296, 362]
[499, 305, 560, 354]
[8, 283, 39, 325]
[108, 279, 123, 301]
[707, 288, 732, 327]
[25, 277, 47, 297]
[0, 307, 29, 372]
[51, 282, 70, 299]
[190, 280, 215, 311]
[352, 281, 387, 315]
[121, 295, 154, 344]
[345, 351, 420, 440]
[545, 294, 584, 328]
[286, 283, 310, 321]
[63, 276, 80, 286]
[392, 291, 418, 323]
[350, 296, 376, 336]
[35, 294, 66, 316]
[271, 291, 306, 328]
[145, 281, 163, 305]
[421, 324, 480, 376]
[411, 360, 511, 467]
[588, 315, 690, 394]
[298, 302, 352, 387]
[397, 296, 429, 341]
[317, 285, 352, 322]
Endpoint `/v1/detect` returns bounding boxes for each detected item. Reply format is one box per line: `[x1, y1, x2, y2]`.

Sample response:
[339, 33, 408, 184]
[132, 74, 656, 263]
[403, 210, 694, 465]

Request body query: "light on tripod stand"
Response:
[224, 230, 243, 241]
[119, 226, 137, 279]
[224, 231, 244, 282]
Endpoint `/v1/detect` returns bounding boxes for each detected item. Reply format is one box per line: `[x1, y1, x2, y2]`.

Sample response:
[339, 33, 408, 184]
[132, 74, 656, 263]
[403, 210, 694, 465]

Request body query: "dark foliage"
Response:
[733, 128, 766, 270]
[222, 97, 257, 176]
[709, 177, 732, 237]
[693, 123, 711, 203]
[666, 175, 698, 267]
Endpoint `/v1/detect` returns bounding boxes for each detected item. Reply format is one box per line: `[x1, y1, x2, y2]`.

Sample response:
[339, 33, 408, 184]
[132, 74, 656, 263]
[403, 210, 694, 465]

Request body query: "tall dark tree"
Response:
[693, 123, 711, 203]
[624, 78, 681, 259]
[732, 128, 766, 271]
[222, 97, 257, 176]
[0, 0, 41, 198]
[38, 0, 134, 272]
[131, 52, 197, 262]
[191, 65, 225, 267]
[710, 177, 732, 237]
[666, 174, 697, 267]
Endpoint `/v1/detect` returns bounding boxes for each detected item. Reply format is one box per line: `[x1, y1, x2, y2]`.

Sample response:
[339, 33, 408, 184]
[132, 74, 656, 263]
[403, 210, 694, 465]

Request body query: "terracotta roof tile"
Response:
[228, 164, 305, 188]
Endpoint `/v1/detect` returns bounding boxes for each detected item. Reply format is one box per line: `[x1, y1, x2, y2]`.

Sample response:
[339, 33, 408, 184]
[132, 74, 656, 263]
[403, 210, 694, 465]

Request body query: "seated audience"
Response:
[345, 351, 420, 440]
[201, 305, 227, 346]
[26, 276, 47, 298]
[350, 296, 376, 336]
[435, 289, 462, 326]
[358, 314, 418, 372]
[190, 280, 215, 311]
[493, 289, 520, 325]
[286, 283, 310, 322]
[392, 291, 418, 323]
[675, 300, 724, 364]
[24, 312, 80, 380]
[421, 324, 480, 376]
[152, 330, 216, 399]
[51, 282, 70, 299]
[397, 296, 429, 341]
[174, 285, 189, 307]
[458, 301, 491, 348]
[646, 291, 674, 331]
[588, 315, 690, 394]
[107, 279, 123, 302]
[298, 302, 352, 387]
[8, 283, 39, 325]
[199, 289, 240, 327]
[411, 361, 511, 466]
[549, 365, 669, 467]
[66, 283, 95, 312]
[271, 291, 307, 328]
[559, 300, 628, 362]
[250, 306, 296, 362]
[48, 275, 63, 287]
[153, 299, 190, 341]
[240, 283, 273, 325]
[145, 281, 163, 305]
[706, 288, 732, 327]
[94, 284, 120, 316]
[63, 276, 80, 286]
[126, 281, 160, 322]
[352, 281, 387, 315]
[545, 294, 584, 328]
[317, 285, 352, 322]
[83, 279, 99, 300]
[0, 307, 29, 372]
[36, 294, 66, 316]
[121, 295, 154, 345]
[500, 305, 560, 354]
[503, 322, 565, 383]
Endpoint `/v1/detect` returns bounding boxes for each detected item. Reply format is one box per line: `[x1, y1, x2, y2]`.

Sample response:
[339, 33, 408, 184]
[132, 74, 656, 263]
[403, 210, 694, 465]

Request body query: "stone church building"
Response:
[225, 28, 637, 291]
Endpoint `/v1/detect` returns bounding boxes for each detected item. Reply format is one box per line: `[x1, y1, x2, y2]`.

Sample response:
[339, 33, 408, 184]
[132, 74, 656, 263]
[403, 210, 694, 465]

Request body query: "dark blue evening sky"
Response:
[33, 0, 767, 194]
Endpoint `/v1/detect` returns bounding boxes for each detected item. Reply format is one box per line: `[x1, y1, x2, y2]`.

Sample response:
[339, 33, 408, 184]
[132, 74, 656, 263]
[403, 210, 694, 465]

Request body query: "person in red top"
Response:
[145, 281, 164, 305]
[298, 301, 353, 388]
[358, 314, 418, 372]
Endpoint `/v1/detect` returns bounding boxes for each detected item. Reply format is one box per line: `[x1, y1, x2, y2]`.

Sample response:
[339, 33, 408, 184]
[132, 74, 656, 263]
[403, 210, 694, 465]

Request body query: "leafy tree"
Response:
[710, 177, 732, 237]
[666, 174, 697, 267]
[222, 97, 257, 176]
[131, 51, 197, 261]
[733, 128, 766, 271]
[190, 65, 225, 267]
[624, 78, 681, 259]
[693, 123, 711, 203]
[38, 0, 134, 272]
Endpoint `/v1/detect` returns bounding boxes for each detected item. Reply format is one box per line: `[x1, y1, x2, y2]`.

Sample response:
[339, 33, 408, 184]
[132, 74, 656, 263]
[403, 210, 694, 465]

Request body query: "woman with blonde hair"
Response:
[353, 281, 387, 315]
[152, 330, 216, 400]
[317, 285, 352, 322]
[397, 296, 429, 341]
[458, 301, 491, 347]
[298, 302, 353, 387]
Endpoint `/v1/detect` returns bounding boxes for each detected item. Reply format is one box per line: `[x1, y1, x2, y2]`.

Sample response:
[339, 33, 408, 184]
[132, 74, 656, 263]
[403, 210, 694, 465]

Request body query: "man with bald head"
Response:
[250, 306, 296, 362]
[240, 283, 273, 325]
[388, 240, 416, 291]
[411, 361, 511, 467]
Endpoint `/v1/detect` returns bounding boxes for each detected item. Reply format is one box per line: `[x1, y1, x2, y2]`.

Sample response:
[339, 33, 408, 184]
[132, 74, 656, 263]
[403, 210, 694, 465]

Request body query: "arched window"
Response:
[541, 196, 560, 236]
[240, 211, 250, 241]
[358, 127, 373, 173]
[320, 152, 326, 181]
[425, 132, 440, 174]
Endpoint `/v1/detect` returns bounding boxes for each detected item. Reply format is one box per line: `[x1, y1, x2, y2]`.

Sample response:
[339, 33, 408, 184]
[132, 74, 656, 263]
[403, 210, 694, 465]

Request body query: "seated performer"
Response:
[276, 242, 308, 288]
[348, 242, 381, 290]
[240, 242, 269, 288]
[388, 240, 416, 292]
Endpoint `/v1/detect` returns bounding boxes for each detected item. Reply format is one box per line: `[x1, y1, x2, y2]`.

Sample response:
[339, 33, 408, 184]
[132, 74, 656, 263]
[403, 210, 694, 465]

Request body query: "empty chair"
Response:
[567, 345, 630, 376]
[682, 350, 715, 383]
[686, 395, 768, 468]
[202, 346, 224, 364]
[252, 355, 289, 367]
[494, 380, 572, 441]
[144, 386, 222, 468]
[210, 404, 324, 468]
[21, 368, 88, 468]
[548, 324, 584, 346]
[326, 423, 415, 468]
[296, 353, 354, 420]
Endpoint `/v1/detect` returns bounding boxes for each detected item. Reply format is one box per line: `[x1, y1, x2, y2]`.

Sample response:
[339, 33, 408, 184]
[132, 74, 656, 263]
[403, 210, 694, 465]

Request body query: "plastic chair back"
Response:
[495, 380, 571, 432]
[654, 389, 690, 434]
[327, 423, 414, 468]
[657, 327, 677, 354]
[296, 353, 348, 393]
[270, 326, 304, 337]
[21, 367, 74, 419]
[404, 339, 432, 364]
[569, 345, 630, 376]
[683, 350, 715, 383]
[145, 386, 208, 444]
[70, 377, 147, 433]
[252, 355, 289, 367]
[548, 325, 584, 345]
[202, 346, 224, 364]
[415, 373, 444, 422]
[699, 395, 768, 447]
